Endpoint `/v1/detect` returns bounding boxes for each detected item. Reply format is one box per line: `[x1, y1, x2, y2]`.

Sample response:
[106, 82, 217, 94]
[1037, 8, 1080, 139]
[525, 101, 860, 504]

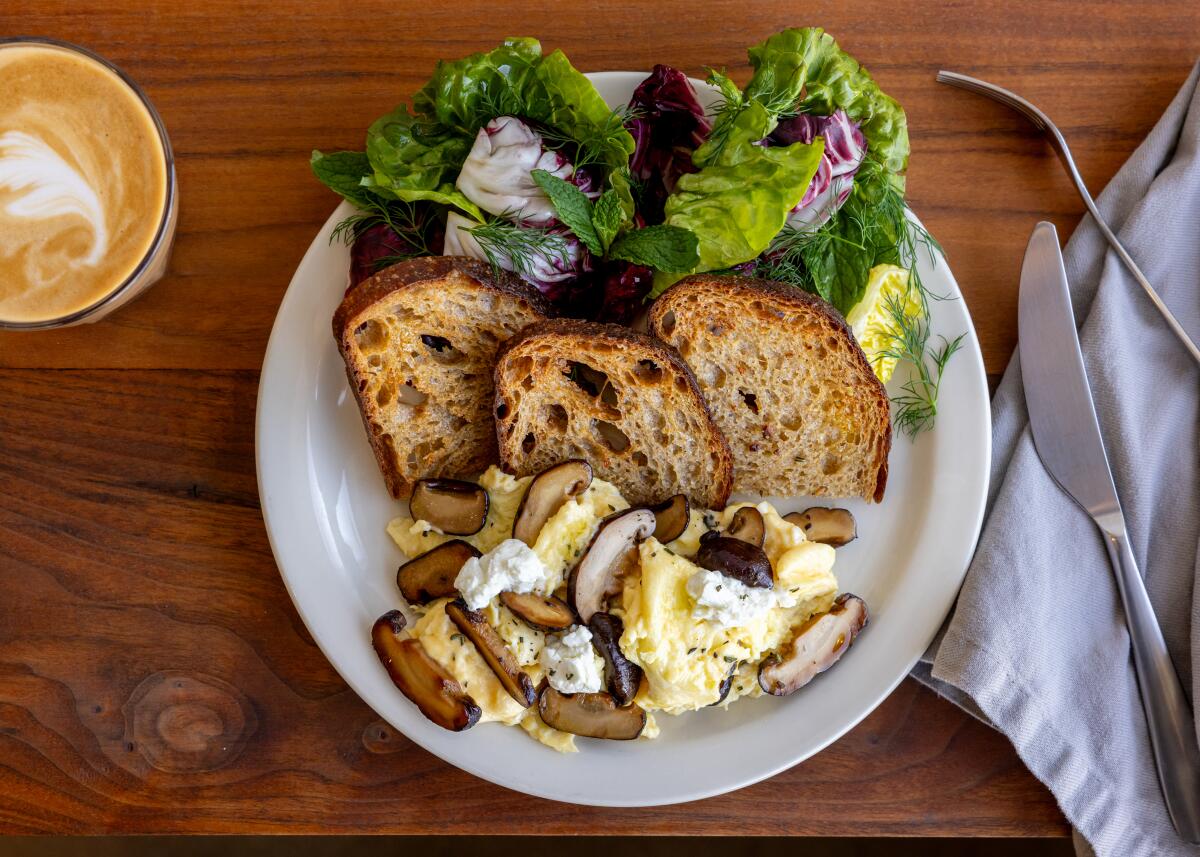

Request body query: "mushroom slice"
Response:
[499, 591, 574, 632]
[397, 539, 480, 605]
[726, 506, 765, 547]
[758, 593, 869, 696]
[370, 611, 481, 731]
[649, 494, 690, 544]
[512, 460, 593, 546]
[783, 507, 858, 547]
[537, 684, 646, 740]
[445, 598, 535, 707]
[587, 612, 643, 706]
[568, 508, 656, 623]
[695, 534, 773, 589]
[410, 479, 489, 536]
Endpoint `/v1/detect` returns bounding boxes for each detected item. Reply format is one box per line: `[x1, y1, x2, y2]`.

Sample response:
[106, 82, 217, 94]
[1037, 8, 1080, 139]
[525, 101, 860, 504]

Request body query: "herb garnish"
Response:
[531, 168, 699, 271]
[739, 157, 963, 436]
[465, 217, 572, 282]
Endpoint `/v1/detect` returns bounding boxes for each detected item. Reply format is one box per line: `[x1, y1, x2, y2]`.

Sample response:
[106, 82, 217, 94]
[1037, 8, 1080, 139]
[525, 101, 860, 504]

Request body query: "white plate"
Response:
[256, 72, 991, 807]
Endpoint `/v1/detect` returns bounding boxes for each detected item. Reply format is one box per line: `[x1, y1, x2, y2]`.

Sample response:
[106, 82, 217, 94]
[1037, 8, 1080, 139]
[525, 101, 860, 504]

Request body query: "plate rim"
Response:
[255, 70, 991, 807]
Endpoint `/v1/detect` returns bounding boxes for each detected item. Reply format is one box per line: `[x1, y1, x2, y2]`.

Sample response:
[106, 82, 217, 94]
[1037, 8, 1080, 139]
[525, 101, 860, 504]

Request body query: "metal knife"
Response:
[1019, 221, 1200, 842]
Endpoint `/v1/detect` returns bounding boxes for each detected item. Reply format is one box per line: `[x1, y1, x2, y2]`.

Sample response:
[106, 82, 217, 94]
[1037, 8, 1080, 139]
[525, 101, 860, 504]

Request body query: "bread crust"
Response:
[333, 256, 552, 339]
[333, 256, 551, 498]
[494, 318, 734, 509]
[648, 274, 891, 502]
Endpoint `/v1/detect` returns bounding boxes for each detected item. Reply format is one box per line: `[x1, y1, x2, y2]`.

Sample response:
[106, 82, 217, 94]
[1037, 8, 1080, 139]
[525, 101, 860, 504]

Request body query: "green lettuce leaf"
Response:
[653, 101, 824, 294]
[745, 27, 909, 180]
[363, 105, 482, 219]
[529, 50, 635, 170]
[412, 38, 543, 137]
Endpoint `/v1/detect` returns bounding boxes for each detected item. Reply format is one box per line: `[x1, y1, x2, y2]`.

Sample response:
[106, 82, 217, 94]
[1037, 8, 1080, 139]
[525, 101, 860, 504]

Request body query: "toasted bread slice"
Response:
[493, 319, 733, 509]
[648, 275, 891, 502]
[333, 257, 551, 499]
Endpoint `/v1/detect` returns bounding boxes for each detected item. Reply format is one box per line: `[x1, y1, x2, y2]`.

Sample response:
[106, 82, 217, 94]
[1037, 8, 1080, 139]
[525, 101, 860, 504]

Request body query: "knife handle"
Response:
[1103, 528, 1200, 842]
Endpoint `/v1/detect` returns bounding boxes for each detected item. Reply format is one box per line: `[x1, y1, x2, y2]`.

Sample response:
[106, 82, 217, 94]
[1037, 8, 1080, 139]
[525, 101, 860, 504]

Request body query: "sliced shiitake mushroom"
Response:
[587, 612, 643, 706]
[783, 507, 858, 547]
[512, 460, 593, 545]
[445, 598, 535, 707]
[409, 479, 489, 536]
[568, 507, 656, 623]
[649, 494, 689, 544]
[537, 684, 647, 740]
[370, 610, 481, 731]
[397, 539, 480, 605]
[758, 593, 869, 696]
[726, 506, 765, 547]
[499, 591, 574, 632]
[695, 533, 773, 589]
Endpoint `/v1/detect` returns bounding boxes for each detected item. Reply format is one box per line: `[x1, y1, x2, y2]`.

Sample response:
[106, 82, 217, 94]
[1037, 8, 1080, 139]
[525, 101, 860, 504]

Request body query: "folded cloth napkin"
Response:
[913, 60, 1200, 857]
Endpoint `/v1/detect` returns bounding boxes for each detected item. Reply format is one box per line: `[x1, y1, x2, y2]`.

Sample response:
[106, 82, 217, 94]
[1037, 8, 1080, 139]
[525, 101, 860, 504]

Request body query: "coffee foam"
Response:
[0, 44, 168, 323]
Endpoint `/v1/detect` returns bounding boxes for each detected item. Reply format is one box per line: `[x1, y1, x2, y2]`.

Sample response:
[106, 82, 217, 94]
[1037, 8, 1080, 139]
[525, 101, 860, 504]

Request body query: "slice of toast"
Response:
[493, 319, 733, 509]
[333, 256, 551, 499]
[647, 275, 891, 502]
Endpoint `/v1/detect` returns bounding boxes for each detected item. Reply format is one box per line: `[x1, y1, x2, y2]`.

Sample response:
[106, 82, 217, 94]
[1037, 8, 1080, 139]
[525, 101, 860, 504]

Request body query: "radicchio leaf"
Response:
[596, 261, 654, 324]
[349, 222, 430, 291]
[769, 109, 866, 230]
[626, 65, 712, 224]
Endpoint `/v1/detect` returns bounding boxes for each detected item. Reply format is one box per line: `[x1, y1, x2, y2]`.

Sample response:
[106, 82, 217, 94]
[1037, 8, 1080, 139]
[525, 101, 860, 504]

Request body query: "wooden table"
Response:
[1, 0, 1195, 836]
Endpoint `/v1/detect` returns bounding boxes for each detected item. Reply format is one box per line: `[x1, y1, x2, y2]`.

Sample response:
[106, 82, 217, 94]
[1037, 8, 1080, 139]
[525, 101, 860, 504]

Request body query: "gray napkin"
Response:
[913, 61, 1200, 856]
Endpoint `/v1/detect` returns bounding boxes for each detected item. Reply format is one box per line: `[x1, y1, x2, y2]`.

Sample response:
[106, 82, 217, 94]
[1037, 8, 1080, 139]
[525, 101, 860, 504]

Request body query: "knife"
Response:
[1019, 221, 1200, 842]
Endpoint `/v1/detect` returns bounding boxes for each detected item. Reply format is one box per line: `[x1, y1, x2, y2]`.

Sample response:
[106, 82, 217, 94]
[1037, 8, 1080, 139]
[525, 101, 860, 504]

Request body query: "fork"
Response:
[936, 70, 1200, 367]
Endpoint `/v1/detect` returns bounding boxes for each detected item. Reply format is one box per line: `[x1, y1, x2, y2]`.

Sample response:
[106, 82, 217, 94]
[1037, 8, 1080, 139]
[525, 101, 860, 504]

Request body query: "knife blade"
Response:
[1019, 220, 1200, 841]
[1018, 221, 1123, 532]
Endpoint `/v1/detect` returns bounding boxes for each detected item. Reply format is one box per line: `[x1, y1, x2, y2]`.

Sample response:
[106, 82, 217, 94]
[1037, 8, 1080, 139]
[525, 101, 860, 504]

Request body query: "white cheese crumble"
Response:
[687, 569, 796, 628]
[453, 538, 555, 610]
[539, 625, 604, 694]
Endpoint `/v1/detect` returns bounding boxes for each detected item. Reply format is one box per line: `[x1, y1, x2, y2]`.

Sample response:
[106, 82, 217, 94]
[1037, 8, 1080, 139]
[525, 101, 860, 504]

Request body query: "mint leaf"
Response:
[311, 150, 374, 207]
[608, 225, 700, 272]
[531, 169, 602, 255]
[592, 190, 625, 252]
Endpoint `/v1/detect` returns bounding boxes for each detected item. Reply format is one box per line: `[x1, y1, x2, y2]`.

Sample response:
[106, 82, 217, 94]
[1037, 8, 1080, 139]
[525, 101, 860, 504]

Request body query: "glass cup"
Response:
[0, 37, 178, 330]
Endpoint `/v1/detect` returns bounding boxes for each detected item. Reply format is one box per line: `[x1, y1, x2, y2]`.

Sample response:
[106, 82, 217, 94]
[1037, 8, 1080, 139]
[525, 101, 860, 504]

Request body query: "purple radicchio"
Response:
[770, 109, 866, 230]
[455, 116, 576, 225]
[596, 260, 654, 324]
[348, 216, 442, 291]
[626, 65, 712, 224]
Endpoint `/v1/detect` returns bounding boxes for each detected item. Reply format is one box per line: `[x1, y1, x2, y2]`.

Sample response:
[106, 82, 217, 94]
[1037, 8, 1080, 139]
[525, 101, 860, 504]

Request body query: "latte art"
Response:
[0, 130, 110, 268]
[0, 42, 169, 324]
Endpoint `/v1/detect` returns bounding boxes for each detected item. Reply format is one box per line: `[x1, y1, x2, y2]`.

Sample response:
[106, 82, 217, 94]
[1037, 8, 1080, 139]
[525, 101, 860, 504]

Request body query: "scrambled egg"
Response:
[617, 503, 837, 714]
[387, 467, 530, 557]
[387, 467, 836, 749]
[388, 466, 627, 596]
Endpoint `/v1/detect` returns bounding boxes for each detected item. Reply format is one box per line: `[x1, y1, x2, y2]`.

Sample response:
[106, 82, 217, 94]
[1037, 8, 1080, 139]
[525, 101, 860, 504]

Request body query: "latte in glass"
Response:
[0, 39, 175, 327]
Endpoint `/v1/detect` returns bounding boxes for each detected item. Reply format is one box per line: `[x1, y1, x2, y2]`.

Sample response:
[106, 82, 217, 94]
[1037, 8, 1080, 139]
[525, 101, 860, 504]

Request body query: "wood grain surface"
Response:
[1, 0, 1197, 836]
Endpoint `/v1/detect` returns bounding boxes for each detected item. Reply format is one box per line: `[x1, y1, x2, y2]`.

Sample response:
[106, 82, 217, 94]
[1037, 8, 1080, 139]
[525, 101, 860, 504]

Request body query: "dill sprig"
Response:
[466, 217, 571, 281]
[738, 155, 961, 436]
[329, 196, 436, 261]
[875, 291, 966, 436]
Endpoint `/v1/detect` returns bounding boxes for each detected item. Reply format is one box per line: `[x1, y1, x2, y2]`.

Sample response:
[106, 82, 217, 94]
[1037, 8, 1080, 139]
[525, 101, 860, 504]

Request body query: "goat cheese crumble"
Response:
[453, 538, 555, 610]
[539, 625, 604, 694]
[686, 569, 797, 628]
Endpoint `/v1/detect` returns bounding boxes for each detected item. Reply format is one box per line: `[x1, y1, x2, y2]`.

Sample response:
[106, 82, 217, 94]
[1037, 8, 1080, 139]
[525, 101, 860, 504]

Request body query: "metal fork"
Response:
[937, 70, 1200, 367]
